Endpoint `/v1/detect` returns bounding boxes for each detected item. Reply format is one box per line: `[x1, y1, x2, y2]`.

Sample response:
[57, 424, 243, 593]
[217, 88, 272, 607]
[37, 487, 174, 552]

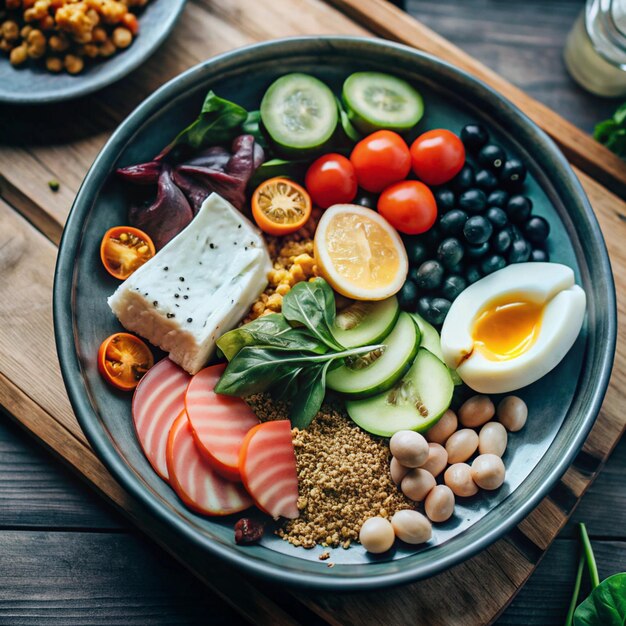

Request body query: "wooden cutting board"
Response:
[0, 0, 624, 624]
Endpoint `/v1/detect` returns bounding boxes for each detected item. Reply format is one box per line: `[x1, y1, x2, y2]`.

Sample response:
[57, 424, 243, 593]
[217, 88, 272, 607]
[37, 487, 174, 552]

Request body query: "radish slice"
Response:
[185, 363, 259, 481]
[239, 420, 299, 519]
[166, 412, 253, 516]
[132, 358, 191, 481]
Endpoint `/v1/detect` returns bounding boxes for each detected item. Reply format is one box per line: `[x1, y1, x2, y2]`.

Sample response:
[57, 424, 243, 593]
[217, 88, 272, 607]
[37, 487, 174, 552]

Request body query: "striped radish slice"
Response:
[132, 358, 191, 481]
[166, 412, 253, 516]
[185, 364, 259, 481]
[239, 420, 299, 519]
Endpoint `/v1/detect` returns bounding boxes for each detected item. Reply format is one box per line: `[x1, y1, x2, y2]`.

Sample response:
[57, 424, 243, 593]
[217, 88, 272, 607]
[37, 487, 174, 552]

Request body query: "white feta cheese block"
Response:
[108, 193, 272, 374]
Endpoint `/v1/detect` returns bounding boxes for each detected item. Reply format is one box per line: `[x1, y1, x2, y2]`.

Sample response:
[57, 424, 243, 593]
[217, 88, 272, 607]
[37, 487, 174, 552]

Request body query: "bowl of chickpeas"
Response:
[0, 0, 186, 103]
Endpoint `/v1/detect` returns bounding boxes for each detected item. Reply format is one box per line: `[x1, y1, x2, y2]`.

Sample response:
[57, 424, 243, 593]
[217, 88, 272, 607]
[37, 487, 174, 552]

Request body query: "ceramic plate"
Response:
[53, 37, 616, 590]
[0, 0, 186, 104]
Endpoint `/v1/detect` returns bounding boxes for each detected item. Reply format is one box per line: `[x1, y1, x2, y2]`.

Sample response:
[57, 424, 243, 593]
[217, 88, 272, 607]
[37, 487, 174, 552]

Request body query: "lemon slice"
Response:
[314, 204, 408, 300]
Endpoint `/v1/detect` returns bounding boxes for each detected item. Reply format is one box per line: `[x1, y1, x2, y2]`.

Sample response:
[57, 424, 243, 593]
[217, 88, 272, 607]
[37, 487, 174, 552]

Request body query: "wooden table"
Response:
[0, 1, 625, 624]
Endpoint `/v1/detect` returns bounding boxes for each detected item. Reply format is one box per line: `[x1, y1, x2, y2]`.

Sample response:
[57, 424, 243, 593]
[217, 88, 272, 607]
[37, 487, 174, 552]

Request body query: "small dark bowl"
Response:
[53, 37, 616, 591]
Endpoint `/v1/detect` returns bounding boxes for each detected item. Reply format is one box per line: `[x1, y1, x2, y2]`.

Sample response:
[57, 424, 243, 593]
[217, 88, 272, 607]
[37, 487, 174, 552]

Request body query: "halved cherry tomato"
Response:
[410, 129, 465, 186]
[98, 333, 154, 391]
[377, 180, 437, 235]
[305, 153, 357, 209]
[349, 130, 411, 193]
[100, 226, 155, 280]
[251, 177, 312, 236]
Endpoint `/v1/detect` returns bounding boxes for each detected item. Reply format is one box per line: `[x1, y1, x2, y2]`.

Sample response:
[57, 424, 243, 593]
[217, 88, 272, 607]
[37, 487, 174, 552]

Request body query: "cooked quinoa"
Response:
[247, 395, 413, 549]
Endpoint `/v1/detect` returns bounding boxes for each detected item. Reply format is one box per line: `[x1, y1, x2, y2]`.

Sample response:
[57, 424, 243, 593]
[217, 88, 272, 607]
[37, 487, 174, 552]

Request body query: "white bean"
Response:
[359, 517, 395, 553]
[425, 409, 458, 445]
[445, 428, 479, 464]
[420, 443, 448, 478]
[390, 430, 429, 468]
[471, 454, 506, 490]
[479, 422, 508, 457]
[390, 456, 410, 485]
[391, 510, 432, 544]
[458, 395, 495, 428]
[425, 485, 455, 523]
[401, 468, 436, 502]
[497, 396, 528, 432]
[444, 463, 479, 497]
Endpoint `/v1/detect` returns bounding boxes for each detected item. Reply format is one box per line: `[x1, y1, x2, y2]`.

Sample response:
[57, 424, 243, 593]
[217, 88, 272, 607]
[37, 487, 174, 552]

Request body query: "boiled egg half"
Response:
[440, 263, 586, 394]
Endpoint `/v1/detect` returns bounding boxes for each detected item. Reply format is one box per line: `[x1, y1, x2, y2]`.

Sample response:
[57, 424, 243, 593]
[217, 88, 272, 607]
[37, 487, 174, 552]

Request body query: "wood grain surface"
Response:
[0, 0, 624, 624]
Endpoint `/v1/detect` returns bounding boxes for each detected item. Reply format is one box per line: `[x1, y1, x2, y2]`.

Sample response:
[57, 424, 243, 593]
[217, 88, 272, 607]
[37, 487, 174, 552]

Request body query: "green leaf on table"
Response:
[594, 103, 626, 158]
[289, 360, 333, 429]
[574, 573, 626, 626]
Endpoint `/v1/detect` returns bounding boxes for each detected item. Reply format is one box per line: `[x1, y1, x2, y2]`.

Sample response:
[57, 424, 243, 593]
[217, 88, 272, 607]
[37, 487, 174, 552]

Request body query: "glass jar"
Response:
[564, 0, 626, 97]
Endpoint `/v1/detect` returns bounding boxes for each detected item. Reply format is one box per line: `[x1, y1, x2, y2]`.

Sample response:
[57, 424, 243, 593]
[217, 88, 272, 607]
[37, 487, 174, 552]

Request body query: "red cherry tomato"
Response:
[377, 180, 438, 235]
[410, 129, 465, 186]
[305, 153, 357, 209]
[350, 130, 411, 193]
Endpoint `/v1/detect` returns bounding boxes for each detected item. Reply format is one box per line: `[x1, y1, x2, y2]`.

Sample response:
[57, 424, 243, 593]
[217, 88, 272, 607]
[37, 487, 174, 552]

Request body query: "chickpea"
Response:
[45, 56, 63, 72]
[445, 428, 479, 464]
[99, 39, 116, 57]
[425, 485, 455, 523]
[266, 293, 283, 311]
[425, 409, 458, 445]
[2, 20, 20, 42]
[275, 282, 290, 296]
[92, 26, 108, 43]
[389, 457, 409, 485]
[471, 454, 506, 490]
[359, 517, 395, 554]
[444, 463, 478, 497]
[9, 44, 28, 65]
[48, 34, 69, 52]
[401, 468, 436, 502]
[459, 395, 495, 428]
[390, 430, 429, 468]
[391, 510, 432, 544]
[479, 422, 507, 457]
[112, 26, 132, 49]
[497, 396, 528, 432]
[0, 40, 14, 53]
[64, 53, 84, 74]
[420, 443, 448, 478]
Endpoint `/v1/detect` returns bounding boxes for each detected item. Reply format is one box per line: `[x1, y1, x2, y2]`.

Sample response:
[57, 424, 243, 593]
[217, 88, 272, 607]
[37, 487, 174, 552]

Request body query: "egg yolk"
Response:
[472, 299, 544, 361]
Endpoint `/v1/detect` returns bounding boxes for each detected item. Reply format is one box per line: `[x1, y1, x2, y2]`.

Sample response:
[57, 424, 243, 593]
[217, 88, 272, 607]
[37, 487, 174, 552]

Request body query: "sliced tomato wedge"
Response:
[100, 225, 155, 280]
[166, 412, 253, 516]
[98, 332, 154, 392]
[239, 420, 299, 519]
[251, 177, 312, 236]
[131, 357, 190, 481]
[185, 364, 259, 481]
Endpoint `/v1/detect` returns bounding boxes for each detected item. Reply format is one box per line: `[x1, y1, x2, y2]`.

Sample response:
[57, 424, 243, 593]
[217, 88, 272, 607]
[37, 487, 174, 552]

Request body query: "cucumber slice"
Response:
[410, 312, 463, 386]
[342, 72, 424, 134]
[332, 296, 400, 348]
[260, 73, 338, 154]
[346, 348, 454, 437]
[327, 312, 419, 398]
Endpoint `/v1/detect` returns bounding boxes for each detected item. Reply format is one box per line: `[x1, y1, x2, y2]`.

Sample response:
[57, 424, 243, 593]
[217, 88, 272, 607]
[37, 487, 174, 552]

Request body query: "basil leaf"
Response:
[241, 110, 269, 150]
[574, 574, 626, 626]
[594, 103, 626, 158]
[281, 278, 344, 351]
[289, 360, 332, 429]
[336, 97, 362, 142]
[217, 313, 326, 360]
[270, 367, 302, 402]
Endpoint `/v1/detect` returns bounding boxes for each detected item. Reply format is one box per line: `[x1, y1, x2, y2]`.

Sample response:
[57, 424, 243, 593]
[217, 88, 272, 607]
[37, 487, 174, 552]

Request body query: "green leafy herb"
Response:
[241, 110, 269, 149]
[336, 97, 362, 142]
[281, 278, 344, 351]
[289, 360, 333, 429]
[594, 103, 626, 158]
[249, 157, 309, 188]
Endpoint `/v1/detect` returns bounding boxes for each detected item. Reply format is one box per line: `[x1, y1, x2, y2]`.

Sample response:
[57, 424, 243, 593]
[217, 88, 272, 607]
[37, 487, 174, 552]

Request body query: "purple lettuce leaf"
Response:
[116, 160, 162, 185]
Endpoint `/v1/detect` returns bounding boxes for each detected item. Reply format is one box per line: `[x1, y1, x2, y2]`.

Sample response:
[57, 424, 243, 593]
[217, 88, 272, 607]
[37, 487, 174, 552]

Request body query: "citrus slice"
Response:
[251, 177, 312, 236]
[314, 204, 408, 300]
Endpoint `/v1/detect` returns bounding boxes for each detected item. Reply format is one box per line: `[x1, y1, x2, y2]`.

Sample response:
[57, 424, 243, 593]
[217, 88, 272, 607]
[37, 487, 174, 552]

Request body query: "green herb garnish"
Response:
[594, 103, 626, 158]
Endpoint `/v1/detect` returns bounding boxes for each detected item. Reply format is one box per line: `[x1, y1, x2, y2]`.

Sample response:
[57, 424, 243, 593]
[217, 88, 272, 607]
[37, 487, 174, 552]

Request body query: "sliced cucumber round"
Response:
[332, 296, 400, 349]
[260, 73, 338, 154]
[342, 72, 424, 134]
[327, 312, 419, 399]
[346, 348, 454, 437]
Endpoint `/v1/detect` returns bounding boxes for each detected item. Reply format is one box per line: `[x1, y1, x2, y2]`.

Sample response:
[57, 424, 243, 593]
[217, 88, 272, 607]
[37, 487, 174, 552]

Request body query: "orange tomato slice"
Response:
[100, 226, 155, 280]
[251, 177, 312, 236]
[98, 333, 154, 391]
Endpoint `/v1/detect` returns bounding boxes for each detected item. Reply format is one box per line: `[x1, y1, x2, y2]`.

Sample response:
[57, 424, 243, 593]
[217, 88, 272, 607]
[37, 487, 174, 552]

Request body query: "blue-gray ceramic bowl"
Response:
[53, 36, 616, 590]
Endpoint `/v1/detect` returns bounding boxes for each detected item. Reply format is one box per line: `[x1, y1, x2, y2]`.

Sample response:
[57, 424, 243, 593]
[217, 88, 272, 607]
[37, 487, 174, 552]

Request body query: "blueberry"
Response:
[426, 298, 452, 325]
[458, 188, 487, 213]
[508, 239, 531, 263]
[405, 239, 429, 266]
[463, 215, 493, 244]
[500, 158, 527, 188]
[466, 265, 482, 284]
[506, 195, 533, 223]
[354, 192, 378, 209]
[398, 280, 419, 309]
[523, 215, 550, 243]
[442, 274, 468, 301]
[439, 209, 468, 236]
[437, 237, 465, 268]
[452, 164, 475, 192]
[465, 242, 490, 259]
[481, 254, 506, 275]
[487, 189, 509, 208]
[422, 226, 442, 251]
[531, 248, 550, 262]
[461, 124, 489, 152]
[417, 296, 432, 319]
[415, 260, 445, 290]
[492, 228, 512, 254]
[478, 144, 506, 172]
[486, 206, 508, 230]
[434, 188, 456, 212]
[475, 169, 499, 192]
